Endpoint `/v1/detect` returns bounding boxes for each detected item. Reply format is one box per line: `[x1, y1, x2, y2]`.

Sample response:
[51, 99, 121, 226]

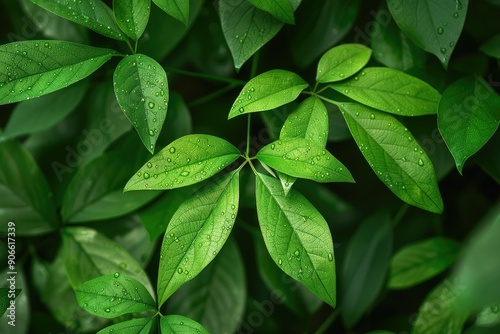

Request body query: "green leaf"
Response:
[228, 69, 307, 119]
[341, 210, 393, 328]
[0, 40, 117, 105]
[0, 139, 57, 236]
[114, 0, 151, 40]
[62, 227, 154, 298]
[387, 0, 468, 68]
[388, 237, 461, 289]
[329, 67, 441, 116]
[157, 171, 240, 306]
[61, 149, 160, 223]
[411, 279, 469, 334]
[219, 0, 301, 69]
[31, 0, 126, 40]
[437, 76, 500, 173]
[168, 237, 246, 334]
[340, 102, 443, 213]
[125, 134, 240, 191]
[160, 315, 209, 334]
[114, 54, 169, 154]
[255, 172, 336, 307]
[153, 0, 189, 25]
[480, 34, 500, 59]
[316, 44, 372, 83]
[76, 274, 156, 318]
[247, 0, 295, 24]
[0, 270, 29, 334]
[1, 80, 88, 141]
[0, 288, 21, 317]
[256, 138, 354, 183]
[97, 317, 155, 334]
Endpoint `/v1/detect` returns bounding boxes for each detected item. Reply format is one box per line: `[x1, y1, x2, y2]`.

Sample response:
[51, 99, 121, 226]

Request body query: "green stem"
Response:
[316, 85, 330, 95]
[189, 83, 240, 108]
[313, 309, 340, 334]
[246, 113, 251, 157]
[125, 38, 135, 55]
[392, 203, 410, 227]
[250, 51, 260, 78]
[164, 67, 246, 85]
[317, 94, 341, 106]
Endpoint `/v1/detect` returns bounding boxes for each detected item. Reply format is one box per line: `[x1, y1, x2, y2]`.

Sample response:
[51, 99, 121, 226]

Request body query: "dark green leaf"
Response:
[316, 44, 372, 83]
[97, 317, 155, 334]
[168, 237, 246, 334]
[255, 173, 336, 307]
[247, 0, 295, 24]
[114, 54, 169, 153]
[228, 69, 307, 119]
[62, 227, 154, 297]
[76, 274, 156, 318]
[157, 171, 239, 306]
[0, 40, 117, 105]
[0, 139, 57, 236]
[160, 315, 209, 333]
[114, 0, 151, 40]
[125, 134, 240, 191]
[387, 0, 469, 68]
[341, 210, 393, 328]
[219, 0, 301, 69]
[1, 80, 88, 141]
[330, 67, 441, 116]
[340, 102, 443, 213]
[480, 34, 500, 59]
[438, 76, 500, 173]
[388, 237, 460, 289]
[153, 0, 189, 25]
[31, 0, 126, 40]
[256, 138, 354, 183]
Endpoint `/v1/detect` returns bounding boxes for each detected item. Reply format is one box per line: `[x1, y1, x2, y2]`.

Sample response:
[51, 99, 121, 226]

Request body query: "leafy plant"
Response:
[1, 0, 500, 333]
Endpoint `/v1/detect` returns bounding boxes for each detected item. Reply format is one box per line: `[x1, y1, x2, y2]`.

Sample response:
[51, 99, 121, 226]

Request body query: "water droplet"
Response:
[114, 272, 120, 278]
[169, 147, 176, 154]
[250, 87, 255, 92]
[328, 253, 333, 262]
[449, 42, 455, 47]
[453, 12, 459, 18]
[408, 136, 413, 141]
[418, 159, 424, 166]
[294, 250, 300, 257]
[440, 48, 447, 54]
[147, 162, 152, 168]
[437, 27, 444, 35]
[271, 144, 276, 150]
[355, 111, 360, 116]
[239, 107, 244, 113]
[339, 73, 345, 78]
[143, 173, 150, 179]
[83, 303, 88, 308]
[105, 308, 111, 313]
[120, 263, 127, 269]
[180, 171, 190, 177]
[370, 113, 375, 119]
[177, 268, 183, 274]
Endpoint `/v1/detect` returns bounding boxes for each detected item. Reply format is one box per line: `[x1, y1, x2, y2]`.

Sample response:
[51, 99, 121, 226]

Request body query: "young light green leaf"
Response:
[157, 171, 239, 306]
[31, 0, 126, 40]
[114, 0, 151, 40]
[388, 237, 461, 289]
[316, 44, 372, 83]
[168, 237, 246, 334]
[97, 317, 155, 334]
[114, 54, 169, 154]
[438, 76, 500, 174]
[0, 41, 117, 105]
[160, 315, 209, 334]
[256, 138, 354, 183]
[480, 34, 500, 59]
[387, 0, 468, 68]
[340, 102, 443, 213]
[76, 274, 155, 318]
[255, 173, 336, 307]
[219, 0, 301, 69]
[247, 0, 295, 24]
[125, 134, 240, 191]
[228, 69, 307, 119]
[62, 227, 155, 298]
[153, 0, 189, 25]
[0, 139, 57, 236]
[0, 80, 88, 141]
[341, 210, 393, 328]
[329, 67, 441, 116]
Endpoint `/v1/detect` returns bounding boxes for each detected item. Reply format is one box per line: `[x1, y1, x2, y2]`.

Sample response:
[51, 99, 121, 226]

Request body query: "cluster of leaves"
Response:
[1, 0, 500, 333]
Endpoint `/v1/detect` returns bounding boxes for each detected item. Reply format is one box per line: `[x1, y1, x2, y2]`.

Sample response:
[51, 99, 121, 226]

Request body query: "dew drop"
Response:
[440, 48, 447, 54]
[114, 272, 120, 278]
[180, 171, 190, 177]
[418, 159, 424, 166]
[328, 253, 333, 262]
[83, 303, 88, 308]
[177, 268, 183, 274]
[294, 250, 300, 257]
[339, 73, 345, 78]
[239, 107, 244, 113]
[355, 111, 360, 116]
[278, 259, 283, 265]
[169, 147, 176, 154]
[370, 113, 375, 119]
[437, 27, 444, 35]
[147, 162, 152, 168]
[105, 308, 111, 313]
[453, 12, 459, 18]
[143, 173, 150, 179]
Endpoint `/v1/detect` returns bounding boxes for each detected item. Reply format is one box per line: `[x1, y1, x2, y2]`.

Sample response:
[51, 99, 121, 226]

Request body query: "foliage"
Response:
[0, 0, 500, 333]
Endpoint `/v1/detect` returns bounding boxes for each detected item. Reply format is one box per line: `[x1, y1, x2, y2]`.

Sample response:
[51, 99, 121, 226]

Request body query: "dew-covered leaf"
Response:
[114, 0, 151, 40]
[0, 41, 117, 105]
[329, 67, 441, 116]
[153, 0, 189, 25]
[228, 69, 307, 119]
[256, 138, 354, 183]
[247, 0, 295, 24]
[125, 134, 240, 191]
[219, 0, 301, 69]
[316, 44, 372, 83]
[114, 54, 169, 154]
[255, 173, 336, 307]
[76, 273, 155, 318]
[160, 315, 209, 334]
[387, 0, 469, 68]
[340, 102, 443, 213]
[97, 317, 155, 334]
[31, 0, 126, 40]
[388, 237, 460, 289]
[157, 171, 239, 306]
[437, 76, 500, 173]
